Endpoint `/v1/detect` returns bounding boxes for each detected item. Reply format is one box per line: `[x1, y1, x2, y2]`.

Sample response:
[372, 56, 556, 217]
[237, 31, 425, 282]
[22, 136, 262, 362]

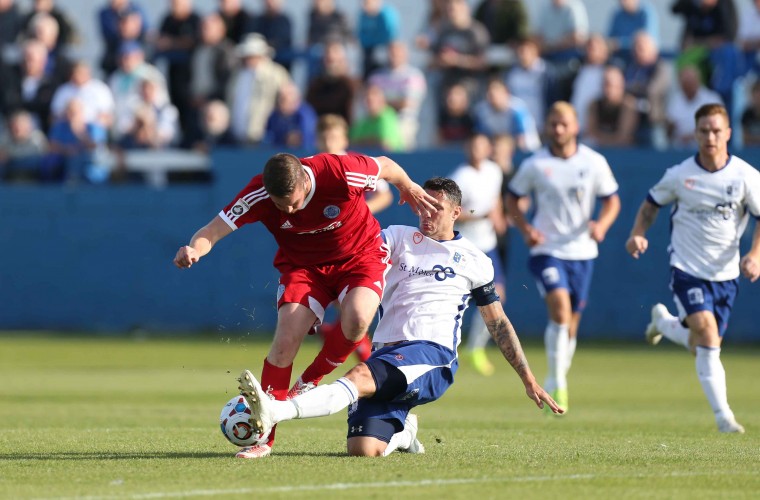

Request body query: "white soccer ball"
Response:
[219, 395, 269, 447]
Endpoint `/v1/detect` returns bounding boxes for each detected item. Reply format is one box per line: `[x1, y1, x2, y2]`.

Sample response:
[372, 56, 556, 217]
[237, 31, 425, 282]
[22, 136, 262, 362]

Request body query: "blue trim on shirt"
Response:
[645, 193, 662, 207]
[694, 153, 732, 173]
[507, 187, 527, 198]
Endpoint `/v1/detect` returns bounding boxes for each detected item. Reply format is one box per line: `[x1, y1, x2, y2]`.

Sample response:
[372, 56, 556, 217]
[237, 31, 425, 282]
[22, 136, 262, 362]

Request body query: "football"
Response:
[219, 395, 269, 447]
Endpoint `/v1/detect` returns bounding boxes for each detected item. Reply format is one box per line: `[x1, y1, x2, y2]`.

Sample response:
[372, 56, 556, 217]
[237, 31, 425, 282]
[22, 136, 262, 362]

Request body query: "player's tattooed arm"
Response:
[479, 302, 530, 378]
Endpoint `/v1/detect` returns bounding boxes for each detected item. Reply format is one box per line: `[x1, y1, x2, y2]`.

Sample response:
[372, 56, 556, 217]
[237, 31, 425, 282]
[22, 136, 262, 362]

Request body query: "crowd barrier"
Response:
[2, 147, 759, 342]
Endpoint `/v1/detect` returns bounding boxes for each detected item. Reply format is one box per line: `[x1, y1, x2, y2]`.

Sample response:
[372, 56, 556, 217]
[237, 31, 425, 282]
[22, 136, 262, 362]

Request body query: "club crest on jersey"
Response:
[453, 252, 462, 263]
[413, 232, 424, 244]
[684, 178, 696, 189]
[726, 181, 741, 198]
[323, 205, 340, 219]
[231, 199, 250, 216]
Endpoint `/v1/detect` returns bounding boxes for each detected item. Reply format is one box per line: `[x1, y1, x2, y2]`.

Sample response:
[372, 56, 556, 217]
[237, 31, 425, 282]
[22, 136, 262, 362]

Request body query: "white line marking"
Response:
[36, 470, 750, 500]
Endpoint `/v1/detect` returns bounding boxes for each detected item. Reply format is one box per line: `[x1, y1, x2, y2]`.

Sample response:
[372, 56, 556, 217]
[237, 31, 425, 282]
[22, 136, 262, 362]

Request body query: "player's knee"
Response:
[341, 314, 373, 339]
[346, 438, 385, 457]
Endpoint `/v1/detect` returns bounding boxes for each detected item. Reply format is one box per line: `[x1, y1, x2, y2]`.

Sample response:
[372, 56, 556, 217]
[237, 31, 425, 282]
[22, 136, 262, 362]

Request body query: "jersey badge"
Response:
[323, 205, 340, 219]
[231, 199, 250, 216]
[726, 181, 741, 198]
[453, 252, 462, 263]
[413, 232, 424, 244]
[684, 178, 696, 190]
[280, 220, 293, 229]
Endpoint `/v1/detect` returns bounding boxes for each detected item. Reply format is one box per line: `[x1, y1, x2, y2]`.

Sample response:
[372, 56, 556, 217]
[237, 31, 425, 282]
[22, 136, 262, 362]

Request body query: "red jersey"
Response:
[219, 153, 383, 269]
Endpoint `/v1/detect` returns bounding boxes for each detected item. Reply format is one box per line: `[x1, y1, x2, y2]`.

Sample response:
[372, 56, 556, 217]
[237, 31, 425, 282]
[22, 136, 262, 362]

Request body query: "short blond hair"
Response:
[548, 101, 578, 121]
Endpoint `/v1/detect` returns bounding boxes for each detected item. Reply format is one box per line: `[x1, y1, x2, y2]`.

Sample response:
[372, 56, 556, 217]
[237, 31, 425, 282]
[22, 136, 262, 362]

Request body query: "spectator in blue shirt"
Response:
[264, 81, 318, 150]
[473, 78, 541, 152]
[250, 0, 294, 72]
[98, 0, 149, 76]
[607, 0, 659, 63]
[358, 0, 400, 80]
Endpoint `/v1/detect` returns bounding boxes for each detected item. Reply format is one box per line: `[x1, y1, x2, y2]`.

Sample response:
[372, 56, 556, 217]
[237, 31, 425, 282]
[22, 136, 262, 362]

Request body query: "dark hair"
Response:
[262, 153, 304, 197]
[423, 177, 462, 207]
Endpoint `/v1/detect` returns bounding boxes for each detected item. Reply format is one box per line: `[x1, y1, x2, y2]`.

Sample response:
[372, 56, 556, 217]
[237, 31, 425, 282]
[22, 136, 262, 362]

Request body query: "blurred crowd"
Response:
[2, 0, 760, 184]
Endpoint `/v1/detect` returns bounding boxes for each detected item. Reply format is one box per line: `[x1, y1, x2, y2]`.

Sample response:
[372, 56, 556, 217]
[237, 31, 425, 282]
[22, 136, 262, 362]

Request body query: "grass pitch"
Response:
[1, 333, 759, 499]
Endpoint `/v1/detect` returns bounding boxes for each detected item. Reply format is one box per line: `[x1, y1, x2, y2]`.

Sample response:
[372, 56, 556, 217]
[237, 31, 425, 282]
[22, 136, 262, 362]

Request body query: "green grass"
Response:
[1, 334, 759, 499]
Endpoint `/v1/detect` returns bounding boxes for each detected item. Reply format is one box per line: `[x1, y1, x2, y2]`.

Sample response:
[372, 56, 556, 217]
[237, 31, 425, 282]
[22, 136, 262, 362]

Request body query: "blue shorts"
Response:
[528, 255, 594, 312]
[346, 340, 458, 443]
[669, 267, 738, 337]
[485, 248, 506, 288]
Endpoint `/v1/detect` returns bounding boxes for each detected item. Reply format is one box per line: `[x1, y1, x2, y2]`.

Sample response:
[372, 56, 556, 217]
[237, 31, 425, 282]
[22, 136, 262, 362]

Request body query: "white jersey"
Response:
[449, 160, 503, 252]
[373, 225, 496, 352]
[648, 154, 760, 281]
[509, 144, 619, 260]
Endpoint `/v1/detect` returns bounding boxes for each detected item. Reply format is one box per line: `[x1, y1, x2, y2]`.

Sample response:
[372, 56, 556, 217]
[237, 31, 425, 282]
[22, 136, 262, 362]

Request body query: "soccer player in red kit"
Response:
[174, 152, 437, 459]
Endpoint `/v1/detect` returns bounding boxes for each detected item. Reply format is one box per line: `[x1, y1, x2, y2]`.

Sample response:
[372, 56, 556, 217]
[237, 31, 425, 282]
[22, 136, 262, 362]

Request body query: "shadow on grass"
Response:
[1, 451, 347, 460]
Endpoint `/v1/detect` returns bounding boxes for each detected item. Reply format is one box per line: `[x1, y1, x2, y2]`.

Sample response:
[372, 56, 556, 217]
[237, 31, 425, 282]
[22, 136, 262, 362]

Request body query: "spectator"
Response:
[306, 0, 352, 79]
[607, 0, 660, 62]
[437, 82, 474, 144]
[250, 0, 294, 72]
[473, 78, 541, 152]
[109, 41, 165, 142]
[44, 98, 109, 183]
[571, 34, 610, 133]
[193, 99, 237, 152]
[98, 0, 149, 76]
[119, 77, 179, 149]
[350, 83, 403, 151]
[535, 0, 589, 63]
[357, 0, 400, 80]
[368, 40, 427, 150]
[506, 38, 549, 129]
[473, 0, 529, 46]
[741, 80, 760, 146]
[228, 33, 290, 144]
[415, 0, 447, 50]
[491, 133, 516, 280]
[0, 110, 48, 182]
[431, 0, 490, 97]
[1, 39, 62, 131]
[218, 0, 250, 45]
[22, 0, 77, 48]
[50, 61, 115, 128]
[584, 65, 639, 147]
[624, 31, 671, 146]
[264, 81, 318, 150]
[0, 0, 22, 51]
[737, 0, 760, 73]
[27, 12, 71, 82]
[666, 65, 724, 147]
[155, 0, 200, 139]
[191, 13, 235, 105]
[305, 40, 357, 124]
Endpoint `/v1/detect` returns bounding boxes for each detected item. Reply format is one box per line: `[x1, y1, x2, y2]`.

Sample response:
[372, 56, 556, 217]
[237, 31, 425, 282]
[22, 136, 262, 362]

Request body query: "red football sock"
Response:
[300, 322, 364, 385]
[354, 333, 373, 362]
[261, 358, 292, 448]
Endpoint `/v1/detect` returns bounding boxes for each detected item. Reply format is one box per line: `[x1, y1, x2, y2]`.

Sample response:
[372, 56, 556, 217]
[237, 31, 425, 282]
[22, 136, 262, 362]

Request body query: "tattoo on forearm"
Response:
[639, 203, 657, 230]
[486, 316, 529, 377]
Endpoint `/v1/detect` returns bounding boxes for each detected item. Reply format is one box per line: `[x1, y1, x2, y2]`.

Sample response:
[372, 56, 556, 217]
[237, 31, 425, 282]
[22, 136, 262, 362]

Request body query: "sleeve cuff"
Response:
[646, 193, 662, 208]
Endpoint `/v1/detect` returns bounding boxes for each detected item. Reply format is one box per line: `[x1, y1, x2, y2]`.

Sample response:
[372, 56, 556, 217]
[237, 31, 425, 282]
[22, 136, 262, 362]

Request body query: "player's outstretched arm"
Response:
[173, 215, 233, 269]
[625, 199, 659, 259]
[740, 222, 760, 282]
[375, 156, 438, 216]
[478, 301, 564, 414]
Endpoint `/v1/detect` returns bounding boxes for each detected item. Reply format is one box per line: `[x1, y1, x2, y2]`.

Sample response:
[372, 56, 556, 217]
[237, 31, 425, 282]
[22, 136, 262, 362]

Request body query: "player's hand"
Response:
[740, 254, 760, 282]
[525, 383, 564, 414]
[398, 182, 438, 217]
[588, 221, 607, 243]
[174, 246, 199, 269]
[625, 235, 648, 259]
[523, 226, 545, 247]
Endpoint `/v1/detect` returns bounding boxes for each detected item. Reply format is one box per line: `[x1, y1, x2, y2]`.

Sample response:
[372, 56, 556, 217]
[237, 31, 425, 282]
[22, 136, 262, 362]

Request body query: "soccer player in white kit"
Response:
[626, 103, 760, 433]
[449, 134, 507, 376]
[238, 177, 563, 457]
[506, 102, 621, 413]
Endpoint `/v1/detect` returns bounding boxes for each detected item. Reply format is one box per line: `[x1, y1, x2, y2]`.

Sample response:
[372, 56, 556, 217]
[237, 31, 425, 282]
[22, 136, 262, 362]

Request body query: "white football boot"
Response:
[237, 369, 275, 436]
[717, 416, 746, 434]
[400, 413, 425, 454]
[645, 303, 668, 345]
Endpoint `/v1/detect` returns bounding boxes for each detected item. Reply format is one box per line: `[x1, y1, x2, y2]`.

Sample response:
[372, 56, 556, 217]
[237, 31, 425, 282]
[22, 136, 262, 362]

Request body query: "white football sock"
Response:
[658, 312, 690, 349]
[544, 320, 569, 392]
[466, 311, 490, 350]
[565, 336, 577, 374]
[280, 377, 359, 422]
[695, 346, 733, 421]
[383, 428, 413, 456]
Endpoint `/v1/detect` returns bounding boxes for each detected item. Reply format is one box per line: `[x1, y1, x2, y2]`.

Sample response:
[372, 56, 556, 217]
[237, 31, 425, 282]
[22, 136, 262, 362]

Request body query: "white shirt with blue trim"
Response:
[449, 159, 503, 252]
[373, 225, 496, 352]
[648, 154, 760, 281]
[508, 144, 619, 260]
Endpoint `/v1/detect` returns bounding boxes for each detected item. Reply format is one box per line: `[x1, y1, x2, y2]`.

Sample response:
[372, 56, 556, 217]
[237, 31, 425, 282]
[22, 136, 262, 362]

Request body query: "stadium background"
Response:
[2, 0, 759, 341]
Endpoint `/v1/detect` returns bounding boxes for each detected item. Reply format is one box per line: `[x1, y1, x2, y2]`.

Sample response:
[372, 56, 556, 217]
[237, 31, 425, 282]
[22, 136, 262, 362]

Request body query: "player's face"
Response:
[695, 113, 731, 156]
[270, 176, 310, 214]
[419, 189, 461, 239]
[546, 110, 578, 148]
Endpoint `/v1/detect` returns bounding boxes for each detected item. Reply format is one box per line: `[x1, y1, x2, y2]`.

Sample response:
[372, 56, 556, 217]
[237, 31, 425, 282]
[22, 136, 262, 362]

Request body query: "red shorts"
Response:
[276, 237, 391, 322]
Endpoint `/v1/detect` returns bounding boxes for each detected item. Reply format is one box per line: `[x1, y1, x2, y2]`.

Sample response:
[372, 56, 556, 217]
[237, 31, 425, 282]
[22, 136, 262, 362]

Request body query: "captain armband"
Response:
[471, 280, 499, 306]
